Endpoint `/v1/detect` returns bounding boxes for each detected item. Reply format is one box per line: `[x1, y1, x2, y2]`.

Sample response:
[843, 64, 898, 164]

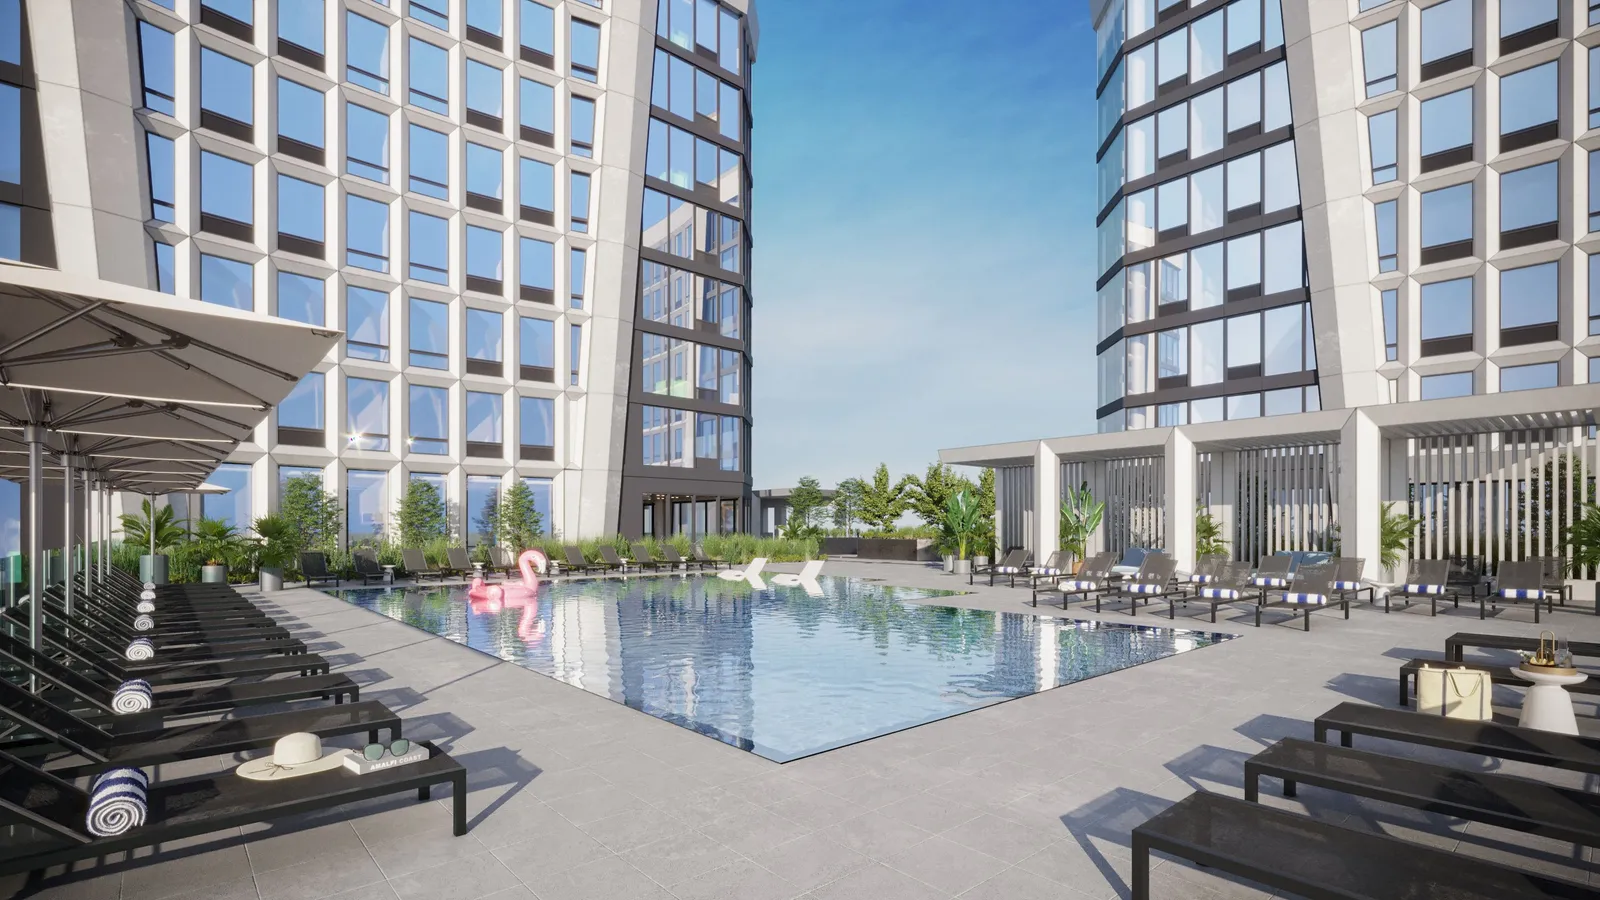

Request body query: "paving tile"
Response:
[763, 789, 864, 830]
[939, 814, 1059, 864]
[879, 836, 1009, 896]
[743, 832, 871, 892]
[665, 857, 797, 900]
[255, 847, 387, 900]
[517, 855, 675, 900]
[0, 870, 122, 900]
[955, 866, 1069, 900]
[488, 821, 614, 881]
[821, 810, 935, 861]
[130, 877, 262, 900]
[365, 828, 491, 879]
[121, 845, 254, 900]
[1014, 837, 1134, 892]
[247, 821, 368, 875]
[620, 831, 738, 886]
[578, 804, 691, 853]
[543, 784, 648, 826]
[648, 787, 764, 829]
[317, 885, 401, 900]
[877, 793, 985, 835]
[802, 863, 948, 900]
[388, 852, 521, 900]
[464, 796, 573, 851]
[697, 806, 813, 857]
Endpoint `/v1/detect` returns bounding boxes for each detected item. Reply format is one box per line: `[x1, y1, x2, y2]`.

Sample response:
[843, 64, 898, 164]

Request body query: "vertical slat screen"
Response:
[1221, 442, 1340, 564]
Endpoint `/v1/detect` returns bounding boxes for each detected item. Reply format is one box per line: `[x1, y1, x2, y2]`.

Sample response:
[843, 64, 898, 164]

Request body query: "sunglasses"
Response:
[362, 739, 412, 761]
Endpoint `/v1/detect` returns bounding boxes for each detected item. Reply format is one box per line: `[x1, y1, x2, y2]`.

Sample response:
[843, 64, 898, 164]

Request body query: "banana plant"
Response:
[1059, 482, 1105, 564]
[1378, 501, 1420, 576]
[942, 488, 983, 561]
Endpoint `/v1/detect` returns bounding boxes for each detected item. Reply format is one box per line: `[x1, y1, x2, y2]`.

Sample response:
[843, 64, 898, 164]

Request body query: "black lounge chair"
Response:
[0, 742, 467, 876]
[1245, 737, 1600, 849]
[1383, 559, 1455, 615]
[1536, 555, 1574, 609]
[299, 551, 340, 587]
[1170, 561, 1254, 623]
[0, 675, 401, 779]
[1446, 632, 1600, 666]
[1030, 551, 1116, 608]
[39, 588, 289, 649]
[487, 545, 516, 578]
[402, 548, 444, 582]
[1022, 550, 1070, 589]
[631, 543, 667, 572]
[970, 548, 1027, 586]
[596, 545, 631, 573]
[351, 548, 387, 586]
[1247, 555, 1293, 602]
[1314, 701, 1600, 775]
[1184, 554, 1226, 586]
[1131, 790, 1596, 900]
[559, 545, 602, 575]
[1256, 564, 1346, 631]
[693, 546, 729, 569]
[1094, 554, 1179, 616]
[658, 545, 699, 571]
[1328, 556, 1373, 605]
[1487, 559, 1554, 622]
[14, 602, 306, 666]
[444, 547, 473, 578]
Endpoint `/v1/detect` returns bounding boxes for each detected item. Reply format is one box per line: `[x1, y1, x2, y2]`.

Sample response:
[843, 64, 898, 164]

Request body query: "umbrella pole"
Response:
[25, 426, 43, 650]
[101, 479, 109, 586]
[81, 469, 92, 598]
[62, 455, 74, 616]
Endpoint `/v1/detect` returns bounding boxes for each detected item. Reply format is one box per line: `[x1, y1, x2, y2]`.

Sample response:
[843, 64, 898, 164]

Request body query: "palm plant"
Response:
[192, 517, 243, 567]
[1195, 508, 1228, 557]
[119, 501, 186, 551]
[1378, 501, 1419, 575]
[251, 515, 297, 570]
[1569, 504, 1600, 573]
[942, 488, 983, 560]
[1059, 482, 1105, 564]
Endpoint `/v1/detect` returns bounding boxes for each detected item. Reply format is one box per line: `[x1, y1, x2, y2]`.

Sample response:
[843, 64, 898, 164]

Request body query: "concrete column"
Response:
[1338, 409, 1383, 582]
[1033, 442, 1059, 561]
[1164, 429, 1196, 572]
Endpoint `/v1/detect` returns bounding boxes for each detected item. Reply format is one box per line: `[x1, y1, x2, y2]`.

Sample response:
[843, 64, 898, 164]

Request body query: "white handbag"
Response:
[1415, 665, 1492, 720]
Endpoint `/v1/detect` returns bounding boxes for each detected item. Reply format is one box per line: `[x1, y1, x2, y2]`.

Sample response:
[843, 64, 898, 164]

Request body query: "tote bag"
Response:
[1415, 665, 1492, 720]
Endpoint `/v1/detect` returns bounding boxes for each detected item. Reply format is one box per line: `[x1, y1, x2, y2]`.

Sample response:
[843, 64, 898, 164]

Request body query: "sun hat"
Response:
[236, 733, 351, 781]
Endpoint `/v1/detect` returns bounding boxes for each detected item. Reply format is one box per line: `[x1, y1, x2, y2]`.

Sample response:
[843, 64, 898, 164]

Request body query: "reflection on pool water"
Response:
[331, 575, 1234, 762]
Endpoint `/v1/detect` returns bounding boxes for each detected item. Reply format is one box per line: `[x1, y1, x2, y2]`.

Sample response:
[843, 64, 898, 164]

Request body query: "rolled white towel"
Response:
[132, 614, 154, 632]
[125, 638, 155, 661]
[112, 679, 154, 714]
[86, 767, 148, 836]
[139, 589, 156, 601]
[142, 582, 155, 590]
[135, 600, 155, 614]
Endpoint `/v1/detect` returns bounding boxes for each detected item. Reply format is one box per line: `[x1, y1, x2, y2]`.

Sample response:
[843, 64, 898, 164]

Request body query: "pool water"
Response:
[332, 575, 1233, 762]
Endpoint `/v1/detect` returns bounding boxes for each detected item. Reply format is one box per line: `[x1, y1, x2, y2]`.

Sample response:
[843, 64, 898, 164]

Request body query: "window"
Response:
[1263, 63, 1290, 131]
[1263, 222, 1303, 294]
[520, 397, 554, 454]
[1499, 262, 1558, 344]
[466, 391, 503, 452]
[520, 316, 555, 380]
[467, 0, 503, 40]
[1262, 304, 1305, 376]
[0, 0, 18, 64]
[346, 12, 390, 94]
[1368, 110, 1396, 184]
[1227, 393, 1261, 420]
[720, 416, 740, 471]
[277, 271, 324, 326]
[1591, 47, 1600, 131]
[201, 464, 251, 531]
[1420, 276, 1473, 355]
[570, 19, 600, 82]
[1420, 0, 1472, 78]
[570, 171, 591, 232]
[347, 470, 387, 543]
[520, 157, 554, 222]
[465, 309, 502, 370]
[200, 151, 253, 239]
[1188, 165, 1223, 235]
[199, 254, 252, 310]
[278, 372, 324, 430]
[720, 7, 742, 73]
[137, 22, 176, 115]
[1420, 183, 1472, 261]
[1226, 0, 1260, 55]
[466, 60, 504, 127]
[409, 0, 449, 32]
[346, 286, 390, 361]
[520, 237, 554, 301]
[1501, 362, 1558, 393]
[1361, 22, 1397, 98]
[1501, 63, 1559, 150]
[408, 38, 449, 115]
[1189, 320, 1223, 386]
[345, 194, 390, 272]
[520, 1, 555, 65]
[1420, 88, 1472, 170]
[276, 174, 325, 253]
[202, 0, 252, 27]
[409, 297, 449, 369]
[1262, 141, 1298, 213]
[569, 248, 586, 309]
[1227, 313, 1261, 372]
[466, 142, 503, 209]
[1226, 71, 1260, 136]
[1421, 372, 1473, 399]
[1189, 10, 1223, 83]
[277, 78, 325, 162]
[467, 476, 500, 544]
[1227, 153, 1260, 217]
[279, 0, 324, 57]
[1501, 162, 1557, 248]
[1157, 327, 1189, 383]
[719, 349, 741, 405]
[1190, 88, 1223, 159]
[346, 103, 390, 183]
[1593, 356, 1600, 383]
[466, 225, 503, 290]
[1157, 105, 1186, 163]
[1381, 289, 1398, 361]
[1191, 243, 1223, 309]
[570, 323, 582, 385]
[153, 241, 173, 293]
[1157, 30, 1187, 89]
[200, 48, 253, 138]
[1374, 199, 1397, 273]
[1501, 0, 1558, 43]
[1592, 255, 1600, 336]
[1127, 44, 1155, 110]
[1226, 232, 1261, 297]
[570, 96, 596, 157]
[145, 132, 174, 222]
[408, 210, 448, 284]
[520, 78, 555, 144]
[408, 384, 449, 454]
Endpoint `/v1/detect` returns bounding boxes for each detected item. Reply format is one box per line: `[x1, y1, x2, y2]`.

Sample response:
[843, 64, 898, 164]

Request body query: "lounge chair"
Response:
[22, 599, 304, 664]
[658, 545, 700, 571]
[1536, 555, 1574, 608]
[1109, 546, 1156, 578]
[1384, 559, 1455, 615]
[1031, 551, 1116, 609]
[718, 557, 767, 581]
[1094, 554, 1179, 616]
[559, 545, 602, 575]
[1256, 564, 1346, 631]
[772, 560, 824, 586]
[298, 551, 340, 587]
[1247, 555, 1293, 602]
[596, 545, 631, 573]
[1173, 561, 1255, 623]
[1445, 631, 1600, 665]
[487, 546, 516, 578]
[631, 543, 668, 572]
[40, 587, 283, 644]
[1020, 550, 1069, 589]
[444, 547, 474, 578]
[1397, 657, 1600, 708]
[0, 742, 467, 876]
[1484, 559, 1553, 622]
[970, 548, 1026, 586]
[1313, 701, 1600, 774]
[693, 545, 729, 569]
[351, 548, 387, 586]
[1185, 554, 1226, 585]
[1329, 556, 1372, 605]
[401, 548, 444, 582]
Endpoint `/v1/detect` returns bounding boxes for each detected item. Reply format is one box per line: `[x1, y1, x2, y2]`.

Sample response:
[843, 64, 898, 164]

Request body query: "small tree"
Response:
[859, 464, 914, 531]
[1379, 501, 1420, 576]
[279, 475, 342, 555]
[1060, 483, 1106, 563]
[1194, 507, 1228, 557]
[974, 468, 996, 558]
[396, 478, 448, 547]
[905, 463, 972, 530]
[832, 478, 865, 535]
[119, 500, 187, 551]
[474, 486, 501, 547]
[942, 488, 983, 560]
[496, 480, 544, 549]
[784, 476, 826, 538]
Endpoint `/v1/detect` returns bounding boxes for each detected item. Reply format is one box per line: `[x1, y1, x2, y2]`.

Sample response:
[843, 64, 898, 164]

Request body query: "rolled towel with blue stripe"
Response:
[133, 614, 155, 632]
[135, 600, 155, 614]
[125, 638, 155, 661]
[143, 582, 155, 590]
[112, 679, 154, 714]
[139, 589, 156, 601]
[87, 767, 148, 836]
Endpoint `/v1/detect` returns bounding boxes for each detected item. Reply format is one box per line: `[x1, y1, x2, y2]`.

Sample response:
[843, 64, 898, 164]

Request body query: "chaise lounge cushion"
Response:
[1280, 592, 1328, 605]
[1200, 587, 1241, 600]
[1500, 588, 1543, 600]
[1333, 580, 1361, 591]
[1125, 582, 1166, 595]
[1402, 583, 1444, 595]
[1251, 577, 1288, 587]
[1058, 579, 1099, 591]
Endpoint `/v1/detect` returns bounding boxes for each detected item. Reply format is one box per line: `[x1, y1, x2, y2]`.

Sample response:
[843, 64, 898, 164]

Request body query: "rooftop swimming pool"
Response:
[332, 575, 1233, 762]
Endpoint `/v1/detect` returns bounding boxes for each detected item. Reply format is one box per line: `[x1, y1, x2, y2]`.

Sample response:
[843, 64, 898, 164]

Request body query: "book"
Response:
[342, 747, 429, 775]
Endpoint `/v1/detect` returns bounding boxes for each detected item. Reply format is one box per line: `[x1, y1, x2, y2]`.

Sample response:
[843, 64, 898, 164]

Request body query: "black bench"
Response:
[1398, 658, 1600, 708]
[1133, 791, 1600, 899]
[1245, 738, 1600, 848]
[1447, 633, 1600, 666]
[1313, 702, 1600, 775]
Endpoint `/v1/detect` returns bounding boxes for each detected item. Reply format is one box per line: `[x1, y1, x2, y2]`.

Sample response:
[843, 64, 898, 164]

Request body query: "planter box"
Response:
[858, 538, 937, 562]
[821, 537, 860, 556]
[260, 567, 284, 592]
[139, 554, 169, 585]
[200, 564, 229, 584]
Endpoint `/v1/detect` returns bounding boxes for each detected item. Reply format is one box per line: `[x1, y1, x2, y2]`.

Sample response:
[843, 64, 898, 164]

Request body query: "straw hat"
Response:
[236, 733, 351, 781]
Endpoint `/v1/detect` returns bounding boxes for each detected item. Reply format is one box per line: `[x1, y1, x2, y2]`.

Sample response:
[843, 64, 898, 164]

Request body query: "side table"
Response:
[381, 564, 395, 584]
[1512, 667, 1588, 734]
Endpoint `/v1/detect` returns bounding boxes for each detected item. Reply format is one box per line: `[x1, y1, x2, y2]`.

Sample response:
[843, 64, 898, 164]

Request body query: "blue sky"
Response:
[749, 0, 1101, 491]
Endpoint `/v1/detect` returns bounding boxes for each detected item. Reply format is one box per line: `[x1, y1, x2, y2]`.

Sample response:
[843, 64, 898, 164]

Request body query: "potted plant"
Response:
[943, 488, 982, 576]
[1195, 508, 1228, 558]
[1568, 503, 1600, 606]
[193, 518, 241, 584]
[1059, 482, 1105, 573]
[252, 514, 296, 592]
[120, 500, 184, 584]
[1378, 501, 1419, 581]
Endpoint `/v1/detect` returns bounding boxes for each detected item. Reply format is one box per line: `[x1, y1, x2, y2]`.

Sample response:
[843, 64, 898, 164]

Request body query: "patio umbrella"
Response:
[0, 263, 340, 646]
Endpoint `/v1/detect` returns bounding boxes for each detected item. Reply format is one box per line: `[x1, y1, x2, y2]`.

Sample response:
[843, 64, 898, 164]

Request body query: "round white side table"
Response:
[381, 564, 395, 584]
[1512, 668, 1588, 734]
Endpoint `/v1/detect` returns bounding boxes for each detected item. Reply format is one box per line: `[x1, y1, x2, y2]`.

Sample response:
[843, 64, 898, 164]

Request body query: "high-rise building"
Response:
[0, 0, 756, 544]
[942, 0, 1600, 583]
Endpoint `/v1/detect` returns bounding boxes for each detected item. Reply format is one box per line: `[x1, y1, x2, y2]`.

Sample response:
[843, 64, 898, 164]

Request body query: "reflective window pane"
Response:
[276, 174, 324, 242]
[346, 103, 390, 182]
[1421, 371, 1473, 399]
[346, 379, 390, 451]
[570, 19, 600, 82]
[408, 209, 449, 282]
[346, 286, 390, 361]
[1421, 183, 1473, 248]
[408, 384, 449, 454]
[279, 372, 324, 429]
[199, 254, 252, 310]
[345, 12, 390, 94]
[1361, 22, 1397, 97]
[1368, 110, 1396, 184]
[1375, 199, 1397, 272]
[1501, 362, 1558, 393]
[138, 22, 176, 114]
[1421, 0, 1472, 65]
[1421, 88, 1472, 156]
[200, 48, 253, 125]
[1501, 0, 1557, 37]
[1421, 277, 1472, 339]
[200, 151, 253, 225]
[346, 194, 390, 272]
[1501, 162, 1557, 232]
[1190, 11, 1223, 82]
[408, 297, 449, 369]
[1501, 63, 1558, 136]
[408, 123, 449, 198]
[278, 271, 324, 325]
[1500, 262, 1558, 328]
[407, 38, 449, 114]
[466, 60, 504, 118]
[521, 397, 554, 447]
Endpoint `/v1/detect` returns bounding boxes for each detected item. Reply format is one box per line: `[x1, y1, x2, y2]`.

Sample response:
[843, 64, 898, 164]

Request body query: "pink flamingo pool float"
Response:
[468, 549, 549, 641]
